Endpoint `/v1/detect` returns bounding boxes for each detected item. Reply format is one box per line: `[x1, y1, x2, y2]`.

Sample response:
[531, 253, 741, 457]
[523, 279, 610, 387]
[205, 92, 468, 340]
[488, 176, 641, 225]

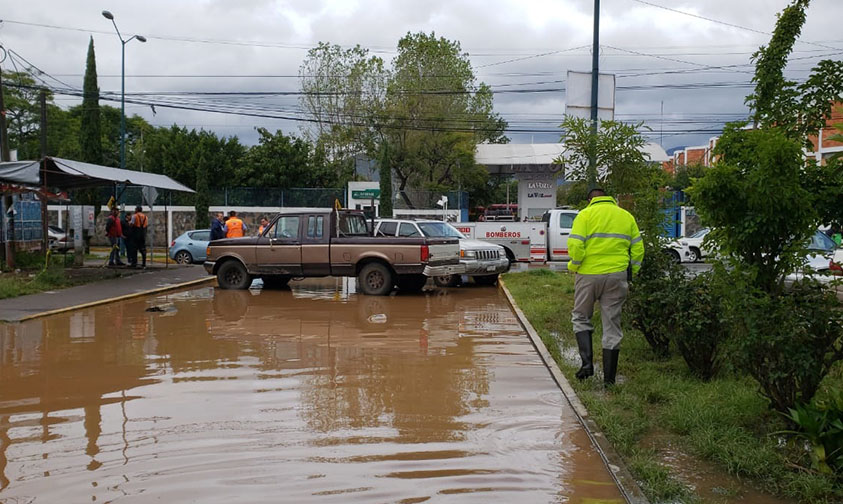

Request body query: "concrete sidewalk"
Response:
[0, 265, 212, 322]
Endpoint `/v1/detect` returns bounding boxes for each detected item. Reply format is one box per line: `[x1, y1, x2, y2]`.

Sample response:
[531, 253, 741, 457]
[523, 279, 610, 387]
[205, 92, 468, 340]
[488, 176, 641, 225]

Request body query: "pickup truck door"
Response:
[548, 211, 578, 261]
[255, 215, 303, 275]
[301, 214, 330, 276]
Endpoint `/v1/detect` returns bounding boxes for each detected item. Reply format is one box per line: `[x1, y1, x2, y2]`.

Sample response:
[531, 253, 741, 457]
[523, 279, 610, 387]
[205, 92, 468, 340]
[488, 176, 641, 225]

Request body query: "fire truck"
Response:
[455, 208, 580, 264]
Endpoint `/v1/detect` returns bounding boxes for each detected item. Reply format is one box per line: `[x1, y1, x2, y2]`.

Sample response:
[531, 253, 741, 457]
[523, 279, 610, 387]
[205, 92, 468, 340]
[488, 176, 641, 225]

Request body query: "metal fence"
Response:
[393, 190, 469, 210]
[96, 187, 348, 208]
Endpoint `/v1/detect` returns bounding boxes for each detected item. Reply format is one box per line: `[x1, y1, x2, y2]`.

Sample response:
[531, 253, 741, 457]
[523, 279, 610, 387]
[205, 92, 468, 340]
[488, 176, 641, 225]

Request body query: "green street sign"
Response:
[352, 189, 380, 199]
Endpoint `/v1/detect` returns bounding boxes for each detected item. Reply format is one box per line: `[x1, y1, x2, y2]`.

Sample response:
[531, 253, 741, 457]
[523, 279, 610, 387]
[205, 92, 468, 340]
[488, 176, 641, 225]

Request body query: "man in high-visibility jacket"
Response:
[225, 210, 247, 238]
[568, 188, 644, 385]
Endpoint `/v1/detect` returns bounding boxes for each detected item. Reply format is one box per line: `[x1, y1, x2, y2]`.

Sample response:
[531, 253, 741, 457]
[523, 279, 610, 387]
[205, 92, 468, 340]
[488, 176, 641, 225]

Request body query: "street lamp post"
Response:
[102, 10, 146, 172]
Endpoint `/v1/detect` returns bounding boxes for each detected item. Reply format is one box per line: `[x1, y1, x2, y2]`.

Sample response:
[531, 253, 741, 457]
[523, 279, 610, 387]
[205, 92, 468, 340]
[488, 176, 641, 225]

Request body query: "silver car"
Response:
[375, 219, 509, 286]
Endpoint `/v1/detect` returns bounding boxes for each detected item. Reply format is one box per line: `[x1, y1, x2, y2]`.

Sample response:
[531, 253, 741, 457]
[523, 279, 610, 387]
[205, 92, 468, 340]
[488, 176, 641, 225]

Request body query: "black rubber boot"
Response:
[603, 348, 620, 386]
[574, 331, 594, 380]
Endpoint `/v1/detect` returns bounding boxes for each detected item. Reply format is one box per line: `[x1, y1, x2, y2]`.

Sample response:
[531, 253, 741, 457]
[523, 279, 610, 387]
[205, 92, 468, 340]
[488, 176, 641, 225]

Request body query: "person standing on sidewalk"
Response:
[123, 211, 137, 267]
[225, 210, 246, 238]
[130, 206, 149, 268]
[105, 207, 125, 266]
[210, 212, 226, 241]
[567, 188, 644, 386]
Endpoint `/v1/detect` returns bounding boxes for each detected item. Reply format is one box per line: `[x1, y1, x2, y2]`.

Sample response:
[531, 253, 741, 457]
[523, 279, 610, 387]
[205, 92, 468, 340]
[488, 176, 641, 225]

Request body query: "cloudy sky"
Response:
[1, 0, 841, 151]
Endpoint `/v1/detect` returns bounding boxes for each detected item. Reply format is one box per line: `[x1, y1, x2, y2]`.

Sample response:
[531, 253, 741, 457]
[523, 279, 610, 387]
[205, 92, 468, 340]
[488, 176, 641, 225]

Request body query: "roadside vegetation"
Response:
[0, 251, 130, 300]
[506, 269, 842, 503]
[513, 2, 843, 502]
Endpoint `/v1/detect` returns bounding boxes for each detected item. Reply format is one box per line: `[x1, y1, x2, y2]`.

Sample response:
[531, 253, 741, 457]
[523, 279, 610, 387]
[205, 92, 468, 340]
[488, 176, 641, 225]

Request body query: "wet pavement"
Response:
[0, 278, 622, 503]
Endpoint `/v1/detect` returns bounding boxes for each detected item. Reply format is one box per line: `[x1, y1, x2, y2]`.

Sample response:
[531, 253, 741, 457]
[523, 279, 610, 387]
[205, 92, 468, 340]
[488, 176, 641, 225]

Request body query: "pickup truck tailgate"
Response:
[427, 239, 460, 265]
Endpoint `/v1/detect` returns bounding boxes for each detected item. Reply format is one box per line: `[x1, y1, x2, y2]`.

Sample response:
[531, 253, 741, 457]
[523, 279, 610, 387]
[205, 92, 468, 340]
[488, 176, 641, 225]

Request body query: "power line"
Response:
[628, 0, 841, 52]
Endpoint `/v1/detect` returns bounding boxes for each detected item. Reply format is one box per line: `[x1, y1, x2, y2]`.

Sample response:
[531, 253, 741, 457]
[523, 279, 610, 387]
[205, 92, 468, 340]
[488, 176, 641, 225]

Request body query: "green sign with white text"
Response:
[352, 189, 380, 199]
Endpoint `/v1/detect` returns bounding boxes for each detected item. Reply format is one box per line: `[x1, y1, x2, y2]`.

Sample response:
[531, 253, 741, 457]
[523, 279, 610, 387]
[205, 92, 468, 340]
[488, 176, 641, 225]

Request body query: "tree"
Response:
[0, 72, 44, 154]
[688, 0, 843, 414]
[299, 33, 508, 206]
[75, 37, 105, 218]
[384, 33, 506, 204]
[80, 37, 102, 165]
[240, 128, 337, 189]
[556, 116, 655, 197]
[689, 125, 819, 293]
[746, 0, 843, 146]
[299, 43, 387, 182]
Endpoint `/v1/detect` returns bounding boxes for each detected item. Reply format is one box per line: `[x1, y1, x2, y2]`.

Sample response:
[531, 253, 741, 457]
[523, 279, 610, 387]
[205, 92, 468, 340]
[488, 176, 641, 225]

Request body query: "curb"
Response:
[14, 276, 216, 323]
[499, 278, 650, 504]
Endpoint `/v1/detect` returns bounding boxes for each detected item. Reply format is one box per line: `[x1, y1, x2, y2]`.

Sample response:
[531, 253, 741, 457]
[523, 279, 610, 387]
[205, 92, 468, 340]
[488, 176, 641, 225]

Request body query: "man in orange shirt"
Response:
[130, 205, 149, 268]
[224, 210, 247, 238]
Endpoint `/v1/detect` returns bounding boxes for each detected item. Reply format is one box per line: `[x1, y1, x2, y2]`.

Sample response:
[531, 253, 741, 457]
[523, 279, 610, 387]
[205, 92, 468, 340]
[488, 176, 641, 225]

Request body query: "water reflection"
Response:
[0, 279, 621, 502]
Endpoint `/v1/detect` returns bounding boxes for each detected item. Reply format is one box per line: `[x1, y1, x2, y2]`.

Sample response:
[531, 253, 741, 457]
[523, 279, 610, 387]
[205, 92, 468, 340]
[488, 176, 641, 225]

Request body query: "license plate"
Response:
[486, 265, 496, 272]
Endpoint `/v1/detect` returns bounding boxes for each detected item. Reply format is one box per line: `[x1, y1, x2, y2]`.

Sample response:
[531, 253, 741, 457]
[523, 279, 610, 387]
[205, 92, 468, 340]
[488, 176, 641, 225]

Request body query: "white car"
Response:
[674, 228, 711, 263]
[375, 219, 509, 286]
[665, 241, 693, 264]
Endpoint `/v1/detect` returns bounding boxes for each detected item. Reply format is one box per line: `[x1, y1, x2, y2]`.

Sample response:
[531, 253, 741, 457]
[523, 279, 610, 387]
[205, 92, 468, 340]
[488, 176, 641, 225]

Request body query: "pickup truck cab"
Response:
[375, 219, 509, 286]
[204, 209, 462, 295]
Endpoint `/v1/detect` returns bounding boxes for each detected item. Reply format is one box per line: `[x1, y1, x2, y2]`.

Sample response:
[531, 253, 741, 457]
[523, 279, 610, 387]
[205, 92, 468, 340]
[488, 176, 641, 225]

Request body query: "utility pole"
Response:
[0, 63, 16, 268]
[587, 0, 600, 190]
[40, 89, 48, 255]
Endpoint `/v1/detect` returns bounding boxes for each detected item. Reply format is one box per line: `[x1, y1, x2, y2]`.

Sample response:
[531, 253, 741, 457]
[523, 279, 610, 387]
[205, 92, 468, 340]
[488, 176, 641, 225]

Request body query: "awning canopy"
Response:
[0, 157, 194, 192]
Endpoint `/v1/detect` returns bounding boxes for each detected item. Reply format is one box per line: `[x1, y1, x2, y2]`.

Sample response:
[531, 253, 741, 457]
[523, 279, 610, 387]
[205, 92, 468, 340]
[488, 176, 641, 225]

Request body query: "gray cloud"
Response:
[0, 0, 840, 150]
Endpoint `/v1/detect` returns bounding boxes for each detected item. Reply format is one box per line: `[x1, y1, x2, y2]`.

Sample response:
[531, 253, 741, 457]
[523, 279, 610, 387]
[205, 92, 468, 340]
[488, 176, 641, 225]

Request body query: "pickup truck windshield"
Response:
[338, 213, 370, 237]
[418, 222, 465, 239]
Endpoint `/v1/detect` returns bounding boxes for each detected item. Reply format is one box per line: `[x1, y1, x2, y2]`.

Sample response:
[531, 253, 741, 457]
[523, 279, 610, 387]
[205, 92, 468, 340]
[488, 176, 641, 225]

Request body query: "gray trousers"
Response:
[571, 271, 629, 350]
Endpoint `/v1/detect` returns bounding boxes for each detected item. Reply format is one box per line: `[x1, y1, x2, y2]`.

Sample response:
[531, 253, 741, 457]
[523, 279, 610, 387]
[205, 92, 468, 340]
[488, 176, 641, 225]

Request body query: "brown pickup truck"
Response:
[204, 209, 464, 295]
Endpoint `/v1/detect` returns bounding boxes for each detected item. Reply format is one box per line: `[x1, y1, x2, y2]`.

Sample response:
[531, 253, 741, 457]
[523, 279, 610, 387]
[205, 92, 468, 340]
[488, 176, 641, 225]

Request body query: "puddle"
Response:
[642, 431, 795, 504]
[0, 278, 621, 503]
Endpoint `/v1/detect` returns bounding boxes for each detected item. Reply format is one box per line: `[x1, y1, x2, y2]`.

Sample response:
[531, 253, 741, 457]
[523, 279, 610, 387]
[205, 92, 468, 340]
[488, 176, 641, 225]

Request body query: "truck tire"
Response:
[433, 274, 461, 288]
[398, 274, 428, 292]
[357, 262, 394, 296]
[474, 274, 499, 286]
[217, 260, 252, 290]
[261, 275, 291, 289]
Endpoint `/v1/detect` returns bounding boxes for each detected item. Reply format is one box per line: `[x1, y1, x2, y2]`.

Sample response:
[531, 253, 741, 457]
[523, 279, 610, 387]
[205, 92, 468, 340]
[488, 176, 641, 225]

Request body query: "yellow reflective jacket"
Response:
[568, 196, 644, 275]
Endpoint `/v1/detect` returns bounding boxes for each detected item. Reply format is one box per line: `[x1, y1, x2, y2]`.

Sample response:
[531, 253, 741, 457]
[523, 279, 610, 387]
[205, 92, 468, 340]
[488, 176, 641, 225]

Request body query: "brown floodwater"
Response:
[0, 278, 622, 503]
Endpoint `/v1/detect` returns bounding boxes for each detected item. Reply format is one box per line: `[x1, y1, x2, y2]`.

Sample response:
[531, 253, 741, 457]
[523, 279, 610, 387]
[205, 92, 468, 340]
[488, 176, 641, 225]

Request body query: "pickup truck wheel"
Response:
[261, 275, 291, 289]
[358, 262, 394, 296]
[217, 260, 252, 290]
[398, 274, 428, 292]
[434, 274, 460, 288]
[474, 274, 499, 286]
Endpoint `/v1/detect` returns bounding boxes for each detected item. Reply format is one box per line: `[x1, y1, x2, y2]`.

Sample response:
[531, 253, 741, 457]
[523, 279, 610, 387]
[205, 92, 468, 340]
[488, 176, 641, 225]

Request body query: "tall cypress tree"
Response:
[80, 37, 102, 164]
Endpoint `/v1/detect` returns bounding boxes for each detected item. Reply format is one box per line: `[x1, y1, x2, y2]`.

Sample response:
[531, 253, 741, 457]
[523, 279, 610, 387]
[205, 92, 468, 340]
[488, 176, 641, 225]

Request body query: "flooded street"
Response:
[0, 279, 622, 503]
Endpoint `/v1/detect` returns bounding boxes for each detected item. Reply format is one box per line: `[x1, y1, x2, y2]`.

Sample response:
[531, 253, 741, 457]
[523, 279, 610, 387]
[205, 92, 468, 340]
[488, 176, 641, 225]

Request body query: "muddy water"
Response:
[0, 279, 622, 503]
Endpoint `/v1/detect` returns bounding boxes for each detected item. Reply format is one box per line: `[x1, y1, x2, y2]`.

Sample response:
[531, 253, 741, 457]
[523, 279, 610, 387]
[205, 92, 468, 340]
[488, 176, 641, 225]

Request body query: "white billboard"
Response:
[565, 71, 616, 121]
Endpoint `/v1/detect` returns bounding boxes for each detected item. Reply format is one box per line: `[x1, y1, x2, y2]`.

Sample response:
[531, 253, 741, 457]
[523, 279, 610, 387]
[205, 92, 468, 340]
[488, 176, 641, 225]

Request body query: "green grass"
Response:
[0, 266, 73, 299]
[503, 269, 842, 504]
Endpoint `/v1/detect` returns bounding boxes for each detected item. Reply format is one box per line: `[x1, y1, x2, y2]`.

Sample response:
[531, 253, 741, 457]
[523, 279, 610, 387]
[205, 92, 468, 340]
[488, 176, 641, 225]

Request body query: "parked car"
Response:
[170, 229, 211, 264]
[676, 228, 710, 263]
[664, 241, 693, 264]
[48, 225, 73, 252]
[374, 218, 509, 286]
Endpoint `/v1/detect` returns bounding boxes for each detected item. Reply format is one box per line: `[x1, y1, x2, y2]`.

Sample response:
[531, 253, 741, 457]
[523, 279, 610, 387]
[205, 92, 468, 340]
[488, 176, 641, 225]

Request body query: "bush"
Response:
[728, 279, 843, 414]
[786, 390, 843, 475]
[670, 271, 728, 380]
[626, 255, 682, 357]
